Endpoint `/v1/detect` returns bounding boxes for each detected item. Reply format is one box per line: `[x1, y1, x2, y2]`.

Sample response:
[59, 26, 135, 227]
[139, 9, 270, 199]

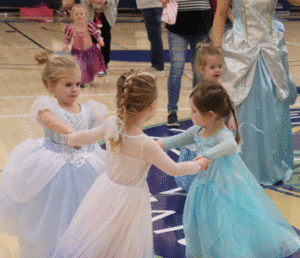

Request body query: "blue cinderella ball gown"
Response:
[163, 126, 300, 258]
[0, 96, 107, 257]
[219, 0, 297, 186]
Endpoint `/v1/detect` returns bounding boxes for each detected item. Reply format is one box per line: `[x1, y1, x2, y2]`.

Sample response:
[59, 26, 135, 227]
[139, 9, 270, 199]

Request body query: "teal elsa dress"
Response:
[163, 126, 300, 258]
[219, 0, 297, 186]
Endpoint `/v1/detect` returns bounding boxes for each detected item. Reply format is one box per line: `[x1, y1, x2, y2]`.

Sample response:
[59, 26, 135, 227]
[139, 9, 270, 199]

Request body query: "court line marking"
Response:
[0, 91, 192, 100]
[0, 108, 191, 118]
[4, 21, 51, 52]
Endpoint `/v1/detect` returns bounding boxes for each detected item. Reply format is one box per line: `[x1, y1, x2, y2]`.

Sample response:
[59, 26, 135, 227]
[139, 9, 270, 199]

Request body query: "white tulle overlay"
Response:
[51, 116, 201, 257]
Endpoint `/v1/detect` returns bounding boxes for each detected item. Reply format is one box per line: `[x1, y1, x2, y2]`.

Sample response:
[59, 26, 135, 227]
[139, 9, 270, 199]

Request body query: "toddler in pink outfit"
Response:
[63, 4, 106, 87]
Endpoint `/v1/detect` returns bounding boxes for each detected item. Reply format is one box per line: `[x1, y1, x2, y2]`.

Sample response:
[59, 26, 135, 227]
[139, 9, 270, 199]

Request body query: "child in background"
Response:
[175, 44, 236, 192]
[63, 4, 106, 87]
[0, 51, 107, 257]
[50, 69, 211, 258]
[61, 0, 119, 76]
[158, 80, 300, 258]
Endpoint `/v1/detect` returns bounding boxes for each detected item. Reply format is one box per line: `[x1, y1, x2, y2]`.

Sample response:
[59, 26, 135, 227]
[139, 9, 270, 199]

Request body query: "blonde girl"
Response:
[158, 80, 300, 258]
[50, 69, 211, 258]
[0, 51, 107, 257]
[63, 4, 106, 87]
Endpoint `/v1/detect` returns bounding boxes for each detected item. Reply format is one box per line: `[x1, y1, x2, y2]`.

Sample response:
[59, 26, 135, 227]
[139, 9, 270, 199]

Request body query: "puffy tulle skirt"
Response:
[0, 138, 106, 257]
[236, 55, 294, 186]
[174, 145, 197, 192]
[183, 153, 300, 258]
[51, 172, 153, 258]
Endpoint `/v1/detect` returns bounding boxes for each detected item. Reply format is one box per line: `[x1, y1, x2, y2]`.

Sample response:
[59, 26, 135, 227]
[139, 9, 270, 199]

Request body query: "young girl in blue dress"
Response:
[0, 51, 107, 257]
[176, 44, 236, 192]
[158, 80, 300, 258]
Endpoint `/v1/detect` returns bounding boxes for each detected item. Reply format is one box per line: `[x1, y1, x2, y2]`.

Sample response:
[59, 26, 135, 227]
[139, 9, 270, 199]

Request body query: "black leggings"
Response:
[92, 12, 111, 66]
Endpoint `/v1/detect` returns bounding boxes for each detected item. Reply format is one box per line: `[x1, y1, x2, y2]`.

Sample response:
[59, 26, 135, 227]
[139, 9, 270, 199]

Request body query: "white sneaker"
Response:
[97, 69, 108, 77]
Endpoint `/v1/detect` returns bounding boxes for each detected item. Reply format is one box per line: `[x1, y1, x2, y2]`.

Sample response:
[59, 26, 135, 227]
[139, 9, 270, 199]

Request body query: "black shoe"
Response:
[167, 111, 179, 127]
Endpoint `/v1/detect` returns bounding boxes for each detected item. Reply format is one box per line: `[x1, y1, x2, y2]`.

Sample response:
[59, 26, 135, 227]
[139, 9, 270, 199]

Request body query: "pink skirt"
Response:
[71, 44, 106, 83]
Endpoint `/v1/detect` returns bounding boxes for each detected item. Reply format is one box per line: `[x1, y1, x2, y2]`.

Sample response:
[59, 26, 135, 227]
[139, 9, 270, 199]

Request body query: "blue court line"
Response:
[110, 49, 191, 63]
[5, 21, 51, 52]
[265, 186, 300, 199]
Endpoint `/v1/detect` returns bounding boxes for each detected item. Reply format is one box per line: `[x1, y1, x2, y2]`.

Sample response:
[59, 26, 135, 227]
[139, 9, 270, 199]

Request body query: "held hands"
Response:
[66, 131, 82, 150]
[193, 155, 211, 170]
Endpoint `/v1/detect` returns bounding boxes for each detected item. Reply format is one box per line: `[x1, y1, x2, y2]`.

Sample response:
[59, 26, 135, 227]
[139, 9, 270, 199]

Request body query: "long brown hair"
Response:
[109, 69, 158, 153]
[190, 79, 241, 144]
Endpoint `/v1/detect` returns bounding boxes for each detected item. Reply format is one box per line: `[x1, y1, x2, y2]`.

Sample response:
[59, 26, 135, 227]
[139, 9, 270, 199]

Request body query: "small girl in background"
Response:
[175, 44, 236, 192]
[158, 80, 300, 258]
[50, 69, 211, 258]
[63, 4, 106, 87]
[0, 51, 107, 257]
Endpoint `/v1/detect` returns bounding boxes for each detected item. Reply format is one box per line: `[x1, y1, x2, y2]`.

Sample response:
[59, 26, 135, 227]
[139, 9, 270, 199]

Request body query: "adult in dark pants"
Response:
[62, 0, 119, 76]
[136, 0, 164, 73]
[159, 0, 213, 127]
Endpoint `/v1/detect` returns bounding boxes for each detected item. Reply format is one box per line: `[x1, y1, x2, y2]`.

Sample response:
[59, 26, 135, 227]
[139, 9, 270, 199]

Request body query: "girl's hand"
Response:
[62, 44, 69, 52]
[227, 114, 237, 131]
[98, 37, 105, 47]
[66, 134, 82, 150]
[194, 157, 211, 170]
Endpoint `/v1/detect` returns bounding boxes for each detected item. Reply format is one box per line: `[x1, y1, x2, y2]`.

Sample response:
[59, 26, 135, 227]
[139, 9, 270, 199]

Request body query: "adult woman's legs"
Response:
[167, 30, 188, 127]
[140, 8, 164, 71]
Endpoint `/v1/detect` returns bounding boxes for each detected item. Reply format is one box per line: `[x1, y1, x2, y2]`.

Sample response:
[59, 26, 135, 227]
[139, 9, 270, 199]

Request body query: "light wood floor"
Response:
[0, 15, 300, 257]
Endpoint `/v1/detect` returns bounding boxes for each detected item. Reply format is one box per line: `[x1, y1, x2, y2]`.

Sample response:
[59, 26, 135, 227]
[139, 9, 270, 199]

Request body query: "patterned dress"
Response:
[64, 22, 106, 83]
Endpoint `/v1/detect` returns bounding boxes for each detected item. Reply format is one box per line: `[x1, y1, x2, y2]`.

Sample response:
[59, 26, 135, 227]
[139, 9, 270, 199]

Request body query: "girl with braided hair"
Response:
[157, 80, 300, 258]
[50, 69, 211, 258]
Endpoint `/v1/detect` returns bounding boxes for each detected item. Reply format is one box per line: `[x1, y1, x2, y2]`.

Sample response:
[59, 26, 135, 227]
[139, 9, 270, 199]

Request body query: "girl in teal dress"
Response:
[175, 44, 236, 192]
[158, 80, 300, 258]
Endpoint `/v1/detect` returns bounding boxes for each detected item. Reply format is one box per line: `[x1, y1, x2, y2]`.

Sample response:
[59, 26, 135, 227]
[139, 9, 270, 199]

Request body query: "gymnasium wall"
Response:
[0, 0, 137, 8]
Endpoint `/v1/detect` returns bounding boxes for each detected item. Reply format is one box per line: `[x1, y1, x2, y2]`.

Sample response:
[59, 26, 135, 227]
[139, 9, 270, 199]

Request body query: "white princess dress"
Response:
[0, 96, 107, 257]
[51, 116, 201, 258]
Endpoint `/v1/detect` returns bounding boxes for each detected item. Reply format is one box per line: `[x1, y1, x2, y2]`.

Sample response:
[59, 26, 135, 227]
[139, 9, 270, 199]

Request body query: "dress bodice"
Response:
[220, 0, 296, 106]
[232, 0, 277, 42]
[44, 103, 92, 145]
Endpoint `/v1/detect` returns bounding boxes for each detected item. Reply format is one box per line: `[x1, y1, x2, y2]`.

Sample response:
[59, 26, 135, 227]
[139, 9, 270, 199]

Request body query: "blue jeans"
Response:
[167, 30, 207, 113]
[140, 8, 164, 71]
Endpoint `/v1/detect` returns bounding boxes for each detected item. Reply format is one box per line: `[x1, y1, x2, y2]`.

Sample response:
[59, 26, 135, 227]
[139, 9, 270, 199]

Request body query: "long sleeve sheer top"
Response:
[163, 126, 239, 182]
[67, 116, 201, 186]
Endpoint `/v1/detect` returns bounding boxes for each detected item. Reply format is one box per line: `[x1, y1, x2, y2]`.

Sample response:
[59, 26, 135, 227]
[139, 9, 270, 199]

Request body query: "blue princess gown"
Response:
[0, 96, 107, 257]
[163, 126, 300, 258]
[219, 0, 297, 185]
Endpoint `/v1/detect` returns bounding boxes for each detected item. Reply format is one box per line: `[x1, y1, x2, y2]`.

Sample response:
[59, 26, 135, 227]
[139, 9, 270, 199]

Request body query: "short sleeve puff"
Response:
[88, 100, 108, 128]
[87, 21, 101, 40]
[31, 96, 60, 127]
[64, 24, 74, 45]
